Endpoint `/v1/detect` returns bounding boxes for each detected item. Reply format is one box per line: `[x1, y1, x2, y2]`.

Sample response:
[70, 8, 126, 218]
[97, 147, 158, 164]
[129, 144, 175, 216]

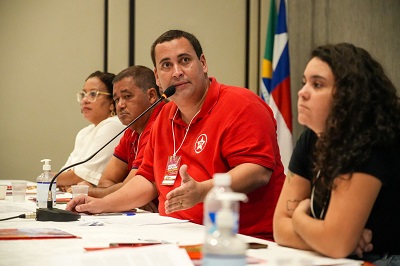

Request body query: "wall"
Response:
[288, 1, 400, 141]
[1, 0, 399, 182]
[0, 0, 103, 181]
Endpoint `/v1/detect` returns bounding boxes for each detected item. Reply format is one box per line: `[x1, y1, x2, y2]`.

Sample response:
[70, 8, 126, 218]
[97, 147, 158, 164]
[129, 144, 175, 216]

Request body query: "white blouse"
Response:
[61, 116, 125, 185]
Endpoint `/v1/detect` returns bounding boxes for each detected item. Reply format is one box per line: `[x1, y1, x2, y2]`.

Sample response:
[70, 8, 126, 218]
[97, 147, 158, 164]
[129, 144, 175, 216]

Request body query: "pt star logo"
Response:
[194, 134, 207, 154]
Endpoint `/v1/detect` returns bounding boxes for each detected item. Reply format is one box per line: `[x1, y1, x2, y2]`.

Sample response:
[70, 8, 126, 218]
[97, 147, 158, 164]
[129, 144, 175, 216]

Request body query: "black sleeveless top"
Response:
[289, 128, 400, 255]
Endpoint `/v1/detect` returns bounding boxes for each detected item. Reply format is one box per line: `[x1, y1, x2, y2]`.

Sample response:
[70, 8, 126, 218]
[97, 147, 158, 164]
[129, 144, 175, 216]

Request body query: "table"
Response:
[0, 192, 363, 266]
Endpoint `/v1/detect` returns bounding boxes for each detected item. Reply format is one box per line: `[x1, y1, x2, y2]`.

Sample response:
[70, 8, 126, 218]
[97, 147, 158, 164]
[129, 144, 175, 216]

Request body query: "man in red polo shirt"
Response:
[67, 30, 285, 241]
[86, 66, 164, 211]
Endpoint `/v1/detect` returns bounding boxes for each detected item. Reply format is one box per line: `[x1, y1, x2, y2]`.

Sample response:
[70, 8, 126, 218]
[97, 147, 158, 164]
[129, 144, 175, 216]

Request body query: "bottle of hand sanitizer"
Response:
[36, 159, 56, 208]
[202, 192, 248, 266]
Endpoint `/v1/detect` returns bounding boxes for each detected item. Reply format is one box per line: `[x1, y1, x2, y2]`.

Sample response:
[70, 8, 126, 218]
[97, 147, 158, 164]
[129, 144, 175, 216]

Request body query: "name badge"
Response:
[162, 155, 181, 186]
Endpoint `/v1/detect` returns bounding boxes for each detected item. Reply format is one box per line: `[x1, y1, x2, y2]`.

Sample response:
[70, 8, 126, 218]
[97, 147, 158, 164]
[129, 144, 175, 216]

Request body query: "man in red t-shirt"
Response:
[67, 30, 285, 240]
[86, 66, 164, 211]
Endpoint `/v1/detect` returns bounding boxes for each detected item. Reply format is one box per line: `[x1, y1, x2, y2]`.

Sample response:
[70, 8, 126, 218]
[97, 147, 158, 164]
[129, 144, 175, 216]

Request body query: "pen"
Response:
[137, 238, 177, 244]
[94, 212, 136, 216]
[109, 242, 162, 247]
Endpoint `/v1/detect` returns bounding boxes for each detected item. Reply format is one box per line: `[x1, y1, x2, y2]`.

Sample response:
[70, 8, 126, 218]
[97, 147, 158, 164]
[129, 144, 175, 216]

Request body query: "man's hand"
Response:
[78, 180, 94, 187]
[164, 164, 208, 214]
[65, 195, 103, 214]
[58, 185, 71, 193]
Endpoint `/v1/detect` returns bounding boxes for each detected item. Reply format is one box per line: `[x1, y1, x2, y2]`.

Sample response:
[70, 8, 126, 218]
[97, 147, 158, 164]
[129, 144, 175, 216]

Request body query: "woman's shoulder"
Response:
[98, 116, 124, 127]
[289, 128, 317, 180]
[103, 115, 122, 123]
[76, 123, 95, 136]
[95, 116, 125, 135]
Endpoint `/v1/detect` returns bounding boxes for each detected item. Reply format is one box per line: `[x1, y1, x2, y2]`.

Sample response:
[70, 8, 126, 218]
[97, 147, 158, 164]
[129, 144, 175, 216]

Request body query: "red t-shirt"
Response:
[137, 78, 284, 240]
[113, 102, 165, 170]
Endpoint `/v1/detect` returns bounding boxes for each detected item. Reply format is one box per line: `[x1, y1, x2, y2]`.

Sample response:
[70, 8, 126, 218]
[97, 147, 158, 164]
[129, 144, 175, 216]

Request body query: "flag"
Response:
[260, 0, 293, 173]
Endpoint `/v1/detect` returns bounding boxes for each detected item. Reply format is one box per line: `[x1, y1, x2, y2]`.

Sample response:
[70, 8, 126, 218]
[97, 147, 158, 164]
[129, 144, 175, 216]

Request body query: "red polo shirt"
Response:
[114, 102, 165, 170]
[137, 78, 284, 240]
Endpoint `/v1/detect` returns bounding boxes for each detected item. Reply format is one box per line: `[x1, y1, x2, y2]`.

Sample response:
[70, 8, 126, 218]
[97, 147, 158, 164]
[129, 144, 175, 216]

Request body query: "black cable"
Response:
[0, 212, 36, 221]
[0, 215, 22, 221]
[46, 86, 176, 209]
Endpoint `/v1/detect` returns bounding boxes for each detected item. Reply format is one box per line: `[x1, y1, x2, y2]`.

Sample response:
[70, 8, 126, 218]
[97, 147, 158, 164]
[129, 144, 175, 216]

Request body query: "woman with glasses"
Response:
[273, 43, 400, 265]
[57, 71, 125, 191]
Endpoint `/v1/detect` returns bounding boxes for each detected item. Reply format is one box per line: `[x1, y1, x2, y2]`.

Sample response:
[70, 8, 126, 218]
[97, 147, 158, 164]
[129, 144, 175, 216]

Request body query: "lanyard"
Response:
[171, 108, 201, 156]
[133, 132, 142, 160]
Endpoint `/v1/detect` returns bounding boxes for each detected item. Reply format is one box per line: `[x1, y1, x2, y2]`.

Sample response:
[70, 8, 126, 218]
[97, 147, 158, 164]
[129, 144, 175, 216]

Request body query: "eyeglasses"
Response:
[76, 90, 111, 102]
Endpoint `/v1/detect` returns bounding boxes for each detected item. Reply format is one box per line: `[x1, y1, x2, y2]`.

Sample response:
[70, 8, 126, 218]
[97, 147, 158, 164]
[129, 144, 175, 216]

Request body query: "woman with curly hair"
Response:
[273, 43, 400, 265]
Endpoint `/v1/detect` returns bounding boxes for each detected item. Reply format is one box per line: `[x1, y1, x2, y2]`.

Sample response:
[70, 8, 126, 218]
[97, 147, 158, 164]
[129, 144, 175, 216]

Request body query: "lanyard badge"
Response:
[162, 108, 200, 186]
[162, 155, 181, 186]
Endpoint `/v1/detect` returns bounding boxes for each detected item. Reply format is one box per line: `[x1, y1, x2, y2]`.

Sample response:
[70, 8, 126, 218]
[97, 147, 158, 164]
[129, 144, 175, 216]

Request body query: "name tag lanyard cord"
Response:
[171, 108, 201, 156]
[132, 131, 142, 160]
[162, 108, 201, 186]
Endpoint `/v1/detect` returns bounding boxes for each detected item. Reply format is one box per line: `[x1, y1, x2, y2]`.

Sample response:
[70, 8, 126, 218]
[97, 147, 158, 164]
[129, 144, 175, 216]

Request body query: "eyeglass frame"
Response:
[76, 90, 111, 103]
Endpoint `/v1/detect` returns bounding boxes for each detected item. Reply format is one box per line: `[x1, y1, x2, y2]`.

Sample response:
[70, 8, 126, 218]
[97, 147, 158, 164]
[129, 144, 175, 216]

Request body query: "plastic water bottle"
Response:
[203, 173, 239, 236]
[36, 159, 56, 208]
[202, 192, 248, 266]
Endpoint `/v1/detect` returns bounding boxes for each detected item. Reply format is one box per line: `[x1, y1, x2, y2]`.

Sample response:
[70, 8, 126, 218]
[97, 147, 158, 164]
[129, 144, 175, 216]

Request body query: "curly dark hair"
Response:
[312, 43, 400, 199]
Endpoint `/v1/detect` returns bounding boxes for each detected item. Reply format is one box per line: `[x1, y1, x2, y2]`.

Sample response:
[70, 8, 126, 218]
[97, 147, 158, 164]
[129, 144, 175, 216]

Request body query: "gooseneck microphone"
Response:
[36, 86, 176, 221]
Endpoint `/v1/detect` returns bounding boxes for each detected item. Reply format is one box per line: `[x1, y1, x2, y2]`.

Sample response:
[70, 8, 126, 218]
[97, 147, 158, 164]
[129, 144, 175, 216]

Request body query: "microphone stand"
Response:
[36, 86, 175, 221]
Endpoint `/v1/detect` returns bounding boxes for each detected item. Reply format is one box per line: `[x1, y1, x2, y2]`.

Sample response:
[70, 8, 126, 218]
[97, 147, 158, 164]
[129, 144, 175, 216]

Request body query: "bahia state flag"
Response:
[260, 0, 293, 173]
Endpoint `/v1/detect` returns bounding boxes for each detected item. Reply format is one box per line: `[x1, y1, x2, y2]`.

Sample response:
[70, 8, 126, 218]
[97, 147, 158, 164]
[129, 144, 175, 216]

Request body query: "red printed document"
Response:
[0, 228, 78, 240]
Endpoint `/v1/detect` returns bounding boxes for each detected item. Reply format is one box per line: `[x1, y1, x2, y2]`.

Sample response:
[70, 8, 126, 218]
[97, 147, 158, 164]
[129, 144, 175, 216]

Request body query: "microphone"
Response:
[36, 85, 176, 221]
